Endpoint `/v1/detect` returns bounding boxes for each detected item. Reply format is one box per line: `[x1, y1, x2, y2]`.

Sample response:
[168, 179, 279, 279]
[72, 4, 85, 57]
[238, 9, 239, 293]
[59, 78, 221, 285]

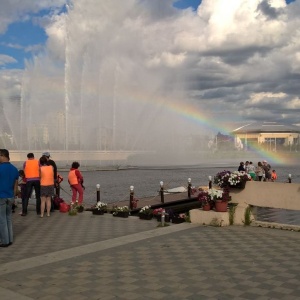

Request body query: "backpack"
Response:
[53, 196, 64, 210]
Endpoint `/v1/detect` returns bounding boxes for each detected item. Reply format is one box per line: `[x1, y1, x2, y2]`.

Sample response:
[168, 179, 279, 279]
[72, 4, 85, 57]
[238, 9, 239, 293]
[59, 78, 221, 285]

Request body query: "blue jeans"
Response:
[0, 197, 14, 245]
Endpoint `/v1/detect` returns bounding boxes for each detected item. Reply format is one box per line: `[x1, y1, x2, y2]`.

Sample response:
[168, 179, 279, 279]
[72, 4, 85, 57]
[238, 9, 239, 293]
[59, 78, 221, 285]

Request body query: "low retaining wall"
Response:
[230, 181, 300, 210]
[190, 181, 300, 227]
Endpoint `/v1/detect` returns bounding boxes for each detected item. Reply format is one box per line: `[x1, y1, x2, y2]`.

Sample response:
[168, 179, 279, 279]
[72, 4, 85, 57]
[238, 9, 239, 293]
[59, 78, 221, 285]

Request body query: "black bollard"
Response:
[129, 186, 134, 210]
[188, 178, 192, 198]
[288, 174, 292, 183]
[96, 184, 100, 203]
[208, 176, 212, 189]
[160, 181, 164, 203]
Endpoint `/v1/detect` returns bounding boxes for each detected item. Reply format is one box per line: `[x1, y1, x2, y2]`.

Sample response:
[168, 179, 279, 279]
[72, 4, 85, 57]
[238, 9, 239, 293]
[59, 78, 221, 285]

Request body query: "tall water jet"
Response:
[18, 0, 209, 165]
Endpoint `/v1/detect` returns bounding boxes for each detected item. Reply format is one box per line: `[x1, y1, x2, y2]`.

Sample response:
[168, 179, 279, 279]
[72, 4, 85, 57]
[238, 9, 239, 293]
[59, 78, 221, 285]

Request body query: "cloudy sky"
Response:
[0, 0, 299, 142]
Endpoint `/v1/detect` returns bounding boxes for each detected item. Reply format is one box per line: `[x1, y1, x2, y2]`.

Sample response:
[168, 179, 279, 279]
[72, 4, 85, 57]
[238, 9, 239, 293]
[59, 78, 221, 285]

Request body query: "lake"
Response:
[57, 164, 300, 205]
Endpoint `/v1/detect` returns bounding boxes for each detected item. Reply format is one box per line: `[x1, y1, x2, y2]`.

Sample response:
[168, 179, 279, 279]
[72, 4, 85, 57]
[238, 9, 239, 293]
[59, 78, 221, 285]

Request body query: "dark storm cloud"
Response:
[257, 0, 283, 19]
[138, 0, 178, 20]
[201, 46, 271, 66]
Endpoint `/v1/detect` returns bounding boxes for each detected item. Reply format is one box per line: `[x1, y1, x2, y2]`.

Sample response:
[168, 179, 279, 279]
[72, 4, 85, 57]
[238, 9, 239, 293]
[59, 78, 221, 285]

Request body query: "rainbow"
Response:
[58, 79, 293, 165]
[123, 88, 292, 165]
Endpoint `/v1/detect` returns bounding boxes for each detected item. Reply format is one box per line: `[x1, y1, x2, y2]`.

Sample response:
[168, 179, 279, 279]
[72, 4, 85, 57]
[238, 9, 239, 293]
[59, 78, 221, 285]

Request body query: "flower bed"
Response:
[112, 206, 130, 218]
[214, 170, 251, 189]
[92, 201, 108, 214]
[139, 205, 153, 220]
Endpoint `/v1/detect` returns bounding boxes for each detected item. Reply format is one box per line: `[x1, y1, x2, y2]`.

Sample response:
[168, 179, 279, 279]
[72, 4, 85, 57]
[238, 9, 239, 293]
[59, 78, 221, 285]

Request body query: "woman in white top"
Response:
[255, 161, 265, 181]
[248, 161, 256, 180]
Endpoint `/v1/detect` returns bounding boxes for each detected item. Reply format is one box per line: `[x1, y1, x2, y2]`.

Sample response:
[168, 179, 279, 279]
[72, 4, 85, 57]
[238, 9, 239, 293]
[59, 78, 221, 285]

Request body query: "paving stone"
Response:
[1, 213, 300, 299]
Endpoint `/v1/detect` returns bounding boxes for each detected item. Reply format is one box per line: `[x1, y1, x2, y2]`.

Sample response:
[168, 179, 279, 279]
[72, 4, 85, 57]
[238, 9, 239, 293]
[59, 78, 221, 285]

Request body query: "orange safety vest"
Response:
[271, 172, 277, 180]
[40, 165, 54, 186]
[24, 159, 40, 179]
[68, 170, 79, 185]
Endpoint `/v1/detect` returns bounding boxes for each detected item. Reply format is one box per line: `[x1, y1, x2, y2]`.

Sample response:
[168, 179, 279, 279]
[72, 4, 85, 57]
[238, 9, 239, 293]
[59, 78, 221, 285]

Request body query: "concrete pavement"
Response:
[0, 206, 300, 300]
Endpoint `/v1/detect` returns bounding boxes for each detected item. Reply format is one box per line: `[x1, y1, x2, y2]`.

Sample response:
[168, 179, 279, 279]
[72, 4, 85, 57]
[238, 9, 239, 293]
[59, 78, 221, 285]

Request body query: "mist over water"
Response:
[12, 0, 207, 166]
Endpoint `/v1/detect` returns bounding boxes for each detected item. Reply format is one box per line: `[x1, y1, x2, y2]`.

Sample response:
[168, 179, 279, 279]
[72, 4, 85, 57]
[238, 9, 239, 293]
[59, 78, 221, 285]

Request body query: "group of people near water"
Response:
[237, 160, 277, 182]
[0, 148, 84, 247]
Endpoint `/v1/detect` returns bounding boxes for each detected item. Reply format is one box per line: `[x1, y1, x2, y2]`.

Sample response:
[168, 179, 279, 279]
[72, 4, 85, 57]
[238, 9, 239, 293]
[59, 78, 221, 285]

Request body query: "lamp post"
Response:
[129, 186, 134, 209]
[160, 181, 164, 203]
[96, 184, 100, 203]
[188, 178, 192, 198]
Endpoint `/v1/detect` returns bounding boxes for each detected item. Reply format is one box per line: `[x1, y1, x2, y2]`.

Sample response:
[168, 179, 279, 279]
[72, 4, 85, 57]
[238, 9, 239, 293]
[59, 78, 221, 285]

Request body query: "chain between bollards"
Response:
[96, 184, 100, 203]
[160, 181, 164, 203]
[129, 186, 134, 210]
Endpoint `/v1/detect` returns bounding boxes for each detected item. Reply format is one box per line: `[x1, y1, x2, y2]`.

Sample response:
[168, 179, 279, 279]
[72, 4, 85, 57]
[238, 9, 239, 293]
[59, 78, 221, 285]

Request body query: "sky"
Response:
[0, 0, 300, 138]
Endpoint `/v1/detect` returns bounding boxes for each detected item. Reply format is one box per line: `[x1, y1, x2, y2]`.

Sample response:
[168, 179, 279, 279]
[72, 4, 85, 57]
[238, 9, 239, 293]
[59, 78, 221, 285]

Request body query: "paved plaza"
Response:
[0, 206, 300, 300]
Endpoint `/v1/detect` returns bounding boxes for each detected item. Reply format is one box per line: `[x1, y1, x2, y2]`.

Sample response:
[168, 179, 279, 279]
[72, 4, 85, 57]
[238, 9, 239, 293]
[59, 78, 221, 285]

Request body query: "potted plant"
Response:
[209, 187, 231, 212]
[92, 201, 107, 215]
[138, 205, 153, 220]
[171, 213, 187, 224]
[112, 206, 130, 218]
[76, 203, 84, 213]
[68, 202, 78, 216]
[197, 188, 213, 211]
[214, 170, 251, 189]
[152, 208, 163, 219]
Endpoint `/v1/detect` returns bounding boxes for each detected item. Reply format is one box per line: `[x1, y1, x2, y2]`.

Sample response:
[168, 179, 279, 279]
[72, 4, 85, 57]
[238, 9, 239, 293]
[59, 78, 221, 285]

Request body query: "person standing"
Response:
[262, 160, 272, 181]
[271, 170, 278, 182]
[238, 162, 245, 172]
[68, 162, 84, 205]
[39, 156, 54, 217]
[255, 161, 265, 181]
[23, 153, 41, 216]
[18, 170, 27, 214]
[244, 161, 250, 173]
[0, 149, 19, 247]
[42, 152, 57, 211]
[248, 161, 256, 180]
[42, 152, 57, 183]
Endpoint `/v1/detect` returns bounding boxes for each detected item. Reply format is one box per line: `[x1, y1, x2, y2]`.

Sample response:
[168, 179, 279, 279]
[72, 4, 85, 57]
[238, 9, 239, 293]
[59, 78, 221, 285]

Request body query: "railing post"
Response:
[188, 178, 192, 198]
[160, 181, 164, 203]
[129, 186, 134, 209]
[96, 184, 100, 203]
[208, 176, 212, 189]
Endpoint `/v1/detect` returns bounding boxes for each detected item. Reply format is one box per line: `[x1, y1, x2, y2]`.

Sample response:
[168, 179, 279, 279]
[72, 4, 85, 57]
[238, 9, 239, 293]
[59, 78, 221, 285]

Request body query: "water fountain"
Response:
[6, 1, 211, 166]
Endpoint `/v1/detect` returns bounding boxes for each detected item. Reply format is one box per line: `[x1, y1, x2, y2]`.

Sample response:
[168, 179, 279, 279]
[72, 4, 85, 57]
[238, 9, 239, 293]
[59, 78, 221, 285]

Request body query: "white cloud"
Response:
[0, 0, 67, 34]
[0, 42, 23, 50]
[147, 52, 186, 67]
[0, 54, 17, 66]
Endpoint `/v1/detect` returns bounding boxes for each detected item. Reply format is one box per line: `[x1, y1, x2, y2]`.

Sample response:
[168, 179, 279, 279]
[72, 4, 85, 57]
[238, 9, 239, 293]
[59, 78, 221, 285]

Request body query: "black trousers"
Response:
[23, 180, 41, 214]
